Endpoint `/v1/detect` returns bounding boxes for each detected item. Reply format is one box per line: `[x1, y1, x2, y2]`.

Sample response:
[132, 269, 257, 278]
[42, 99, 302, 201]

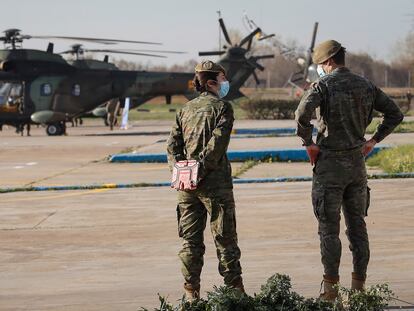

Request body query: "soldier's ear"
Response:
[206, 79, 218, 88]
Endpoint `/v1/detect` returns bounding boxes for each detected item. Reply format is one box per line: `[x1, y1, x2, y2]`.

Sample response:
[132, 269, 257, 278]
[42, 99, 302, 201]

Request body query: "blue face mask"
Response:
[317, 65, 326, 78]
[218, 81, 230, 98]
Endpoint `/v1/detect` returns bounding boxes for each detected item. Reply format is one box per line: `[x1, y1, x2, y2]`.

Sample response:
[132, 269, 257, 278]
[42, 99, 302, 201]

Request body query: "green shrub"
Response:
[254, 274, 336, 311]
[141, 273, 395, 311]
[240, 99, 299, 120]
[339, 284, 394, 311]
[206, 286, 256, 311]
[366, 120, 414, 134]
[367, 145, 414, 173]
[394, 98, 411, 114]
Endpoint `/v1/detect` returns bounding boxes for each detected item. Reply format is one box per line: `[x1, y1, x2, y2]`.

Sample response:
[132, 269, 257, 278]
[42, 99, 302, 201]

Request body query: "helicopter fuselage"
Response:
[0, 49, 195, 132]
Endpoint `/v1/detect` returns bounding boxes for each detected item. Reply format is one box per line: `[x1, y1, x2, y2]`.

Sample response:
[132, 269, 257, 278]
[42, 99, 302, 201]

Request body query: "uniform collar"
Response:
[201, 91, 219, 98]
[333, 66, 349, 73]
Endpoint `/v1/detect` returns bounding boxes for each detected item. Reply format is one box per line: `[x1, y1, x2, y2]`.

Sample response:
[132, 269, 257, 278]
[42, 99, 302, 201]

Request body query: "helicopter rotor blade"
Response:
[309, 22, 319, 53]
[74, 49, 167, 58]
[252, 54, 275, 60]
[252, 71, 260, 85]
[239, 27, 261, 48]
[28, 35, 162, 45]
[246, 36, 253, 51]
[303, 22, 319, 80]
[198, 51, 226, 56]
[254, 62, 265, 71]
[247, 58, 265, 71]
[59, 50, 77, 54]
[258, 33, 275, 41]
[111, 49, 187, 54]
[219, 18, 232, 46]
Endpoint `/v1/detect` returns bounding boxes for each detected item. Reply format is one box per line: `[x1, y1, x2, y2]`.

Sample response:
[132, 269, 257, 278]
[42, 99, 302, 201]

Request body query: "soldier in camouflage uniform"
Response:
[295, 40, 404, 301]
[167, 61, 244, 300]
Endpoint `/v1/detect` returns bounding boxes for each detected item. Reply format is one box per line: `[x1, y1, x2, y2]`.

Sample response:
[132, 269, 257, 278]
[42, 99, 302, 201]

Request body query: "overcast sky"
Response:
[3, 0, 413, 66]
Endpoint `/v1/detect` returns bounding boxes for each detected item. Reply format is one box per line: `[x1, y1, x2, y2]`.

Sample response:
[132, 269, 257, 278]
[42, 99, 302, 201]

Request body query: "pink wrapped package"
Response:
[171, 160, 200, 190]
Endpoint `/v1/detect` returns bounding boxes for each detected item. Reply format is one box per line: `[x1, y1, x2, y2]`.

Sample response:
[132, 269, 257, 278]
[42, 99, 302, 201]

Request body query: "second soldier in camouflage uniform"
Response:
[167, 61, 244, 300]
[295, 40, 403, 301]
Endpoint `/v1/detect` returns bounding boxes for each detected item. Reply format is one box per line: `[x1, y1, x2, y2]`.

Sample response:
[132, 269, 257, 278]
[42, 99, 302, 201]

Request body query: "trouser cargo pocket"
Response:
[312, 189, 325, 220]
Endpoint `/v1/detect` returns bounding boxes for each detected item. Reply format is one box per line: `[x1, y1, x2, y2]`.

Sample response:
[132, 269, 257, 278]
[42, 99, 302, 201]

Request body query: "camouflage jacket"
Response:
[295, 67, 404, 150]
[167, 92, 234, 189]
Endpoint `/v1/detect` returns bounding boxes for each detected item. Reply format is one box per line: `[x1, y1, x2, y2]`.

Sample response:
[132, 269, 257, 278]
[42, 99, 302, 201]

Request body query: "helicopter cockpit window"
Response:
[72, 84, 81, 96]
[41, 83, 52, 96]
[0, 82, 23, 106]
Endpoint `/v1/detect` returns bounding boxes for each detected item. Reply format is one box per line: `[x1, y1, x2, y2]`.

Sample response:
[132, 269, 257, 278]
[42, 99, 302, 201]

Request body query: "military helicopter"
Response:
[198, 14, 275, 95]
[285, 22, 320, 90]
[89, 14, 276, 124]
[0, 29, 197, 135]
[0, 18, 274, 136]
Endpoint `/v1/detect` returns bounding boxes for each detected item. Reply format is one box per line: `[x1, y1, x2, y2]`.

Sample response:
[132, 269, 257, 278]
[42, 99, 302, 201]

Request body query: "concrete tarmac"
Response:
[1, 181, 413, 310]
[0, 119, 413, 310]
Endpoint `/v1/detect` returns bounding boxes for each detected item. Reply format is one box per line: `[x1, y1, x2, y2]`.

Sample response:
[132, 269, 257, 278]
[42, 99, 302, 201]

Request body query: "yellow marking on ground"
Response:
[1, 188, 110, 203]
[102, 183, 117, 188]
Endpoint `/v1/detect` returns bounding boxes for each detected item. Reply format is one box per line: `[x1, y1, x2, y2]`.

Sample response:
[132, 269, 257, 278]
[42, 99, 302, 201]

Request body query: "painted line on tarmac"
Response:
[84, 127, 316, 137]
[1, 173, 413, 194]
[232, 128, 318, 135]
[1, 188, 109, 203]
[109, 146, 386, 163]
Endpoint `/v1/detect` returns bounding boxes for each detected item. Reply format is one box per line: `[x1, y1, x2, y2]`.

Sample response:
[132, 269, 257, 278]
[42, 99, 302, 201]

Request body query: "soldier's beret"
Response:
[195, 60, 226, 75]
[312, 40, 344, 64]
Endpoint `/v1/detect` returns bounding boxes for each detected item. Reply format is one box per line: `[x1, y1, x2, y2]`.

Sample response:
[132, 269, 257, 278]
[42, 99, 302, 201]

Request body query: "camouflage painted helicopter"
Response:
[0, 19, 273, 136]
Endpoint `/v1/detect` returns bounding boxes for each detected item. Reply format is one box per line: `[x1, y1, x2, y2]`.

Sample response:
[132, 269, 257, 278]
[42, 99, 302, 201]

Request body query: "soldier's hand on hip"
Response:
[306, 143, 321, 166]
[362, 138, 377, 157]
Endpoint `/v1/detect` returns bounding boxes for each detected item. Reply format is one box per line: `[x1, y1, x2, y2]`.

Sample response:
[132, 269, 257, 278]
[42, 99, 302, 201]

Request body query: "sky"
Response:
[3, 0, 414, 66]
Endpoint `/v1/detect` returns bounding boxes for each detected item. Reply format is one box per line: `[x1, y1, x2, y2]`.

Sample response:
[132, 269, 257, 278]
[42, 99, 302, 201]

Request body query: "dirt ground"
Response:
[0, 120, 413, 310]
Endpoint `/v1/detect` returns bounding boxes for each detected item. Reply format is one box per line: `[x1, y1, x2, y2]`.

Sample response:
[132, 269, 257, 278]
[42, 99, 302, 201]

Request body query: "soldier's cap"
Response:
[195, 60, 226, 75]
[312, 40, 345, 64]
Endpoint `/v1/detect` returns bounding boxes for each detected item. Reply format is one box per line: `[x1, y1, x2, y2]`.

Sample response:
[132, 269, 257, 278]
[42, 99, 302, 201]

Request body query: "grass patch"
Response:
[128, 100, 248, 121]
[367, 145, 414, 173]
[232, 160, 260, 178]
[140, 273, 395, 311]
[128, 103, 184, 121]
[366, 120, 414, 134]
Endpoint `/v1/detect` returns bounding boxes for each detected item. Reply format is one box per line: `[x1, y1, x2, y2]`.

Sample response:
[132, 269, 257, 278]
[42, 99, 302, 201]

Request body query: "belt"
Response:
[320, 145, 364, 156]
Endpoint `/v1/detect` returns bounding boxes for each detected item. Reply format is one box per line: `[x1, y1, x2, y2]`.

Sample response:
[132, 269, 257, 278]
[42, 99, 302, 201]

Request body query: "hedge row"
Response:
[239, 98, 411, 120]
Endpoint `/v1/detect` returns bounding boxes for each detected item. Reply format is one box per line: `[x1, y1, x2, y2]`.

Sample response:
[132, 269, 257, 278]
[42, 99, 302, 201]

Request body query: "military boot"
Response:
[184, 283, 200, 301]
[319, 275, 339, 302]
[351, 273, 366, 291]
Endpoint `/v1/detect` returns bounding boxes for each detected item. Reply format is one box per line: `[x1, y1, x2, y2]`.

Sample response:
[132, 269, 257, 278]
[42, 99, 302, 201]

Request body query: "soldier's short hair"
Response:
[193, 71, 219, 93]
[331, 47, 346, 65]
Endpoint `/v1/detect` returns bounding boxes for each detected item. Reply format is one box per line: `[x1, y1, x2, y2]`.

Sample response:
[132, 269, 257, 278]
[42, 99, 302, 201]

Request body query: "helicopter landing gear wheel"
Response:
[46, 123, 63, 136]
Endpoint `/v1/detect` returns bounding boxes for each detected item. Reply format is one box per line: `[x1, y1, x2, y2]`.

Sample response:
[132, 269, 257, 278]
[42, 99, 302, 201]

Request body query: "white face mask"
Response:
[317, 65, 326, 78]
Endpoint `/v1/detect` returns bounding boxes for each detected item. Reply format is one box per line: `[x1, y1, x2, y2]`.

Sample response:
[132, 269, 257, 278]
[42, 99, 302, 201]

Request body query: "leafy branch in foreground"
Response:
[140, 273, 395, 311]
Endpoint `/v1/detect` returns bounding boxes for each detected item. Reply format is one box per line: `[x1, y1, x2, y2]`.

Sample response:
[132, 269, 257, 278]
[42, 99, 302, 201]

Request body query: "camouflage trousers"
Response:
[176, 187, 242, 288]
[312, 147, 370, 278]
